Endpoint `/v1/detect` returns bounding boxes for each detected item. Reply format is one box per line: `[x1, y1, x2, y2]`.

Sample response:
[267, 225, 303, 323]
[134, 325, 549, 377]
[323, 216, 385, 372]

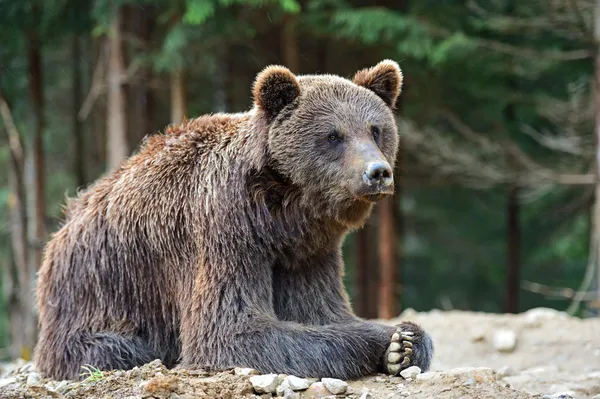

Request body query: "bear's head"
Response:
[253, 60, 402, 226]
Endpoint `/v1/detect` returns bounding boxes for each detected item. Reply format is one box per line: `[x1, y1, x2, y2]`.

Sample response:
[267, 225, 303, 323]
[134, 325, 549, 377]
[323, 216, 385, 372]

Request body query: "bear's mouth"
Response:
[360, 192, 391, 203]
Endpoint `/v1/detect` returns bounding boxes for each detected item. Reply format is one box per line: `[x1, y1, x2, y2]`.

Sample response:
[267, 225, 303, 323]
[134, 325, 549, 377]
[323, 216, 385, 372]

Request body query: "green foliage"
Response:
[80, 365, 105, 382]
[183, 0, 299, 24]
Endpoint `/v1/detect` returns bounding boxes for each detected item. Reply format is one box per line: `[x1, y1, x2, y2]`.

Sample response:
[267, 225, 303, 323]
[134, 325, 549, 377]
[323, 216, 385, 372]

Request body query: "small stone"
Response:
[321, 378, 348, 395]
[470, 328, 486, 342]
[148, 359, 164, 368]
[26, 372, 41, 386]
[304, 382, 333, 398]
[496, 366, 516, 378]
[523, 307, 566, 328]
[359, 393, 372, 399]
[234, 367, 260, 376]
[169, 393, 181, 399]
[54, 380, 70, 393]
[129, 366, 141, 378]
[591, 395, 600, 399]
[375, 376, 387, 383]
[250, 374, 281, 394]
[493, 329, 517, 353]
[416, 372, 435, 382]
[285, 375, 310, 391]
[400, 366, 421, 380]
[542, 393, 575, 399]
[282, 388, 300, 399]
[276, 378, 290, 396]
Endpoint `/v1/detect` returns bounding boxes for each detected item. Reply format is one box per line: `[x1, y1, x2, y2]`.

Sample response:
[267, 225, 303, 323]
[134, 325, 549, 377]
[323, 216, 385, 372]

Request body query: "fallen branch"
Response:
[522, 280, 598, 301]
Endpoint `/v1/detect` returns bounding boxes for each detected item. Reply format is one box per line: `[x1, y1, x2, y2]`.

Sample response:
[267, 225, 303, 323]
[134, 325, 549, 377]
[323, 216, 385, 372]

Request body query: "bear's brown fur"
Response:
[34, 60, 433, 381]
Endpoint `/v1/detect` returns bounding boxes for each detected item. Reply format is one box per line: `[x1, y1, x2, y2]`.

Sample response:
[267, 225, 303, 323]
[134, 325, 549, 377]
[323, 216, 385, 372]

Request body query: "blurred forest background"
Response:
[1, 0, 600, 362]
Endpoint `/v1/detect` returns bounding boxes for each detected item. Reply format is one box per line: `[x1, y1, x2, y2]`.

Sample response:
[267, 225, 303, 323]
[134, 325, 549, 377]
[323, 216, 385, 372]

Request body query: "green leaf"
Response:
[184, 0, 216, 25]
[279, 0, 301, 13]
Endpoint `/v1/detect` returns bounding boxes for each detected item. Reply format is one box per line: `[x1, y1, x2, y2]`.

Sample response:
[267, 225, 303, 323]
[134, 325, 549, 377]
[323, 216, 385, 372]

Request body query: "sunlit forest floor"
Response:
[0, 309, 598, 399]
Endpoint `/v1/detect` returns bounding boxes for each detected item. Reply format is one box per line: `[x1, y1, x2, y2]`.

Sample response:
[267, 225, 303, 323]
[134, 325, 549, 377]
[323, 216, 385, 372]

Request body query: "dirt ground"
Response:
[0, 308, 598, 399]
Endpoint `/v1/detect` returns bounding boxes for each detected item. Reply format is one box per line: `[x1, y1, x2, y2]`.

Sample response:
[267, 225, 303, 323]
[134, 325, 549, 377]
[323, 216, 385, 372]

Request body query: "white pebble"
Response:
[26, 372, 41, 386]
[285, 375, 310, 391]
[400, 366, 421, 380]
[250, 373, 281, 394]
[321, 378, 348, 395]
[493, 329, 517, 353]
[54, 380, 70, 394]
[283, 388, 300, 399]
[496, 365, 516, 378]
[543, 393, 575, 399]
[276, 379, 291, 396]
[234, 367, 260, 376]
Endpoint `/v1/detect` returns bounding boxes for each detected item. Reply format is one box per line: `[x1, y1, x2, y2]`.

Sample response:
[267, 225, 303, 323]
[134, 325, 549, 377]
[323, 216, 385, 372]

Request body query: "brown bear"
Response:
[34, 60, 433, 381]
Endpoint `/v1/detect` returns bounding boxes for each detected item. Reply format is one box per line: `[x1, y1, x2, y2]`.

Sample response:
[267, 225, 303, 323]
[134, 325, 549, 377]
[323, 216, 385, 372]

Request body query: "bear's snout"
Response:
[363, 161, 393, 187]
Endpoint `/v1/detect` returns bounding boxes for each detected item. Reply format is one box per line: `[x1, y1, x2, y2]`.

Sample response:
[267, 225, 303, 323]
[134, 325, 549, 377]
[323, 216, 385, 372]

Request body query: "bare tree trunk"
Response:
[377, 197, 397, 319]
[354, 227, 371, 318]
[0, 92, 29, 360]
[72, 35, 85, 187]
[505, 185, 520, 313]
[25, 29, 45, 359]
[594, 0, 600, 309]
[107, 7, 129, 170]
[90, 37, 107, 172]
[170, 69, 187, 124]
[281, 14, 299, 73]
[354, 223, 378, 319]
[128, 6, 155, 147]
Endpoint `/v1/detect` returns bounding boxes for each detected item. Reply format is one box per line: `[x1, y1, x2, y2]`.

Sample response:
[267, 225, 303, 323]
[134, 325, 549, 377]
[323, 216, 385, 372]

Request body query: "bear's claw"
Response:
[384, 328, 416, 376]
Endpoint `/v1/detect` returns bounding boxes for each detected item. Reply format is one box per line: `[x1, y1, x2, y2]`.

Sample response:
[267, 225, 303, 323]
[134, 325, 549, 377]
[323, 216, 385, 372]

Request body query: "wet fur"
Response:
[34, 61, 432, 380]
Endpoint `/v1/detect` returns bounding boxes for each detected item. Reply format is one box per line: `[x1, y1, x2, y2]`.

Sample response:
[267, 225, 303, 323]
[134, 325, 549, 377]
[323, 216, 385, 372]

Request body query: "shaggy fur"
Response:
[34, 60, 433, 381]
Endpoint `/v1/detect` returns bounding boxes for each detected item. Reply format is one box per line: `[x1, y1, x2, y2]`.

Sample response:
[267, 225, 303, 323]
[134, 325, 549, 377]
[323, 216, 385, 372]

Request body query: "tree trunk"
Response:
[505, 185, 520, 313]
[281, 14, 300, 73]
[171, 69, 187, 124]
[377, 197, 398, 319]
[128, 6, 155, 147]
[354, 227, 370, 318]
[594, 0, 600, 310]
[107, 6, 129, 170]
[25, 29, 46, 359]
[90, 37, 107, 172]
[72, 35, 85, 187]
[0, 92, 29, 360]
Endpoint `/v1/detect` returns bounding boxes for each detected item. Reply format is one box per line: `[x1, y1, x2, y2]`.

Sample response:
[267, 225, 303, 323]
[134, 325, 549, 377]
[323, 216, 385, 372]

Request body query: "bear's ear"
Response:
[253, 65, 300, 119]
[352, 60, 403, 109]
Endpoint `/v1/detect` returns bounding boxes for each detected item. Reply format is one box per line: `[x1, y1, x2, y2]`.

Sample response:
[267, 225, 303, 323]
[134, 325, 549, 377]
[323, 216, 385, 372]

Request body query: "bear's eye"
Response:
[371, 125, 381, 141]
[328, 130, 342, 143]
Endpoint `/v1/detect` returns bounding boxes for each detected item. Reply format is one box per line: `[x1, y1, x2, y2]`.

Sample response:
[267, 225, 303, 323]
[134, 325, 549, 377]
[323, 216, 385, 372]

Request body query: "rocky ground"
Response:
[0, 308, 598, 399]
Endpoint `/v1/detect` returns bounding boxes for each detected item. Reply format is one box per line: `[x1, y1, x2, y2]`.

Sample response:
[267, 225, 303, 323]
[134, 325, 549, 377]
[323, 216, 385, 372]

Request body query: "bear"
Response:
[34, 60, 434, 381]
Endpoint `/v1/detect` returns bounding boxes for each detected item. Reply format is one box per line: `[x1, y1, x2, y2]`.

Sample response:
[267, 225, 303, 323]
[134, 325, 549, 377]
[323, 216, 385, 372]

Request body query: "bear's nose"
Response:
[364, 161, 393, 186]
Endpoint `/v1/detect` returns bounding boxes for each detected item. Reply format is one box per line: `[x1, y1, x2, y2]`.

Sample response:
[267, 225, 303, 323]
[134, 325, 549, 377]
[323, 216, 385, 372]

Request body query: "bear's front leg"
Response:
[272, 251, 434, 374]
[180, 264, 392, 380]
